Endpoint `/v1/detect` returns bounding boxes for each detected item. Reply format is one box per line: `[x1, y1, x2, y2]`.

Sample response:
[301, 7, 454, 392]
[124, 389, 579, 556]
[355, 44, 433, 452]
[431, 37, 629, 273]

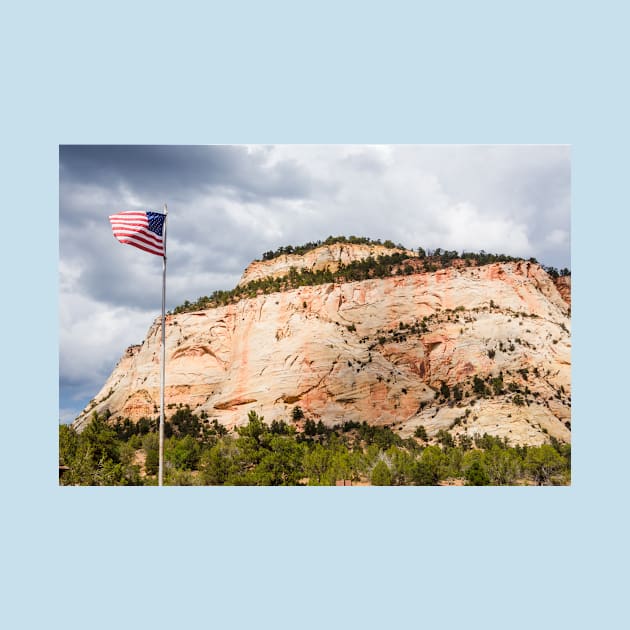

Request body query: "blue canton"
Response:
[147, 211, 165, 236]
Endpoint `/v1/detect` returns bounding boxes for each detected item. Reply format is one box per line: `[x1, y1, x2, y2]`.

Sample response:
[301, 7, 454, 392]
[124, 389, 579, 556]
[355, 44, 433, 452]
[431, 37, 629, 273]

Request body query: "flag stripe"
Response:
[109, 210, 165, 257]
[109, 214, 148, 221]
[110, 219, 148, 228]
[118, 239, 164, 256]
[113, 227, 163, 247]
[118, 236, 163, 256]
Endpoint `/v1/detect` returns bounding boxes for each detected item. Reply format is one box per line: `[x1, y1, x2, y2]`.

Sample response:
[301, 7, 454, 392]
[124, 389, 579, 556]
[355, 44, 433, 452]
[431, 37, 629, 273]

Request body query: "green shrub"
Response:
[414, 425, 428, 440]
[465, 461, 490, 486]
[371, 460, 392, 486]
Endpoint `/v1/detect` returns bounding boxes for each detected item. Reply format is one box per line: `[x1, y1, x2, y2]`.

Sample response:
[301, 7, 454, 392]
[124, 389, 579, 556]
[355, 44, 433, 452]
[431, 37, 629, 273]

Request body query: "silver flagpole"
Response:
[158, 203, 168, 486]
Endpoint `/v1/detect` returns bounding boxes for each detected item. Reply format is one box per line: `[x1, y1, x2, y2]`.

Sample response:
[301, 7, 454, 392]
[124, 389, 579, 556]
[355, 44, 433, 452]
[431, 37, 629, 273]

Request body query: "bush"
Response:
[414, 425, 428, 440]
[412, 461, 438, 485]
[436, 429, 454, 448]
[169, 406, 203, 438]
[371, 461, 392, 486]
[473, 375, 488, 396]
[199, 441, 238, 485]
[465, 461, 490, 486]
[525, 444, 567, 485]
[420, 446, 445, 484]
[491, 376, 504, 396]
[440, 382, 451, 399]
[165, 435, 201, 470]
[145, 449, 158, 476]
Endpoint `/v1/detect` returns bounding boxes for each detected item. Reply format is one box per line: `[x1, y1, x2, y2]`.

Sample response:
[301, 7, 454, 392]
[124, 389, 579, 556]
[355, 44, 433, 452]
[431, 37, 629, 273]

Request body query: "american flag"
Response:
[109, 210, 166, 257]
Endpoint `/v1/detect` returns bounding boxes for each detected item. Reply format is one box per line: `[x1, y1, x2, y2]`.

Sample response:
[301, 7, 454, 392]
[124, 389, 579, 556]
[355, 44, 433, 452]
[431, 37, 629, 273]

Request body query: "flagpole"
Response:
[158, 203, 168, 486]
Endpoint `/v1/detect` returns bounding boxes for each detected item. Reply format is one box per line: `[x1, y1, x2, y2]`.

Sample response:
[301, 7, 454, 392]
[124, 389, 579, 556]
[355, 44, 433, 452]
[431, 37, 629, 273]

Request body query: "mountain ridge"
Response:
[73, 242, 571, 448]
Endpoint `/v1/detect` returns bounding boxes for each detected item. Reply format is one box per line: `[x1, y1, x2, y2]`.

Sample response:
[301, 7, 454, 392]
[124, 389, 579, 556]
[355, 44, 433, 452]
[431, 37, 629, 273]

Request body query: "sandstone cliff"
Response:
[74, 253, 571, 447]
[238, 242, 415, 286]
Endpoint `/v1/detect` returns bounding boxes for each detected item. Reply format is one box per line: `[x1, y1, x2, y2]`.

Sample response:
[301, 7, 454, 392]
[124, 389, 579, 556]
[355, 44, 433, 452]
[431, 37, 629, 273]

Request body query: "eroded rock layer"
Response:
[238, 243, 415, 286]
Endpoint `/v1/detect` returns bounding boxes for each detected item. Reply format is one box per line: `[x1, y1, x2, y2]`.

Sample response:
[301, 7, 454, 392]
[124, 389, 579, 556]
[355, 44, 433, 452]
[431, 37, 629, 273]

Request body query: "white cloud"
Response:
[545, 228, 569, 246]
[59, 290, 155, 395]
[434, 201, 531, 255]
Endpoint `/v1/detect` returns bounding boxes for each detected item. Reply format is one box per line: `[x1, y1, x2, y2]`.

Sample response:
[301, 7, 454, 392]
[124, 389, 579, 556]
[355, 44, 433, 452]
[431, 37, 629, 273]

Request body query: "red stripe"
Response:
[120, 240, 164, 257]
[113, 226, 163, 247]
[116, 232, 163, 252]
[115, 233, 164, 252]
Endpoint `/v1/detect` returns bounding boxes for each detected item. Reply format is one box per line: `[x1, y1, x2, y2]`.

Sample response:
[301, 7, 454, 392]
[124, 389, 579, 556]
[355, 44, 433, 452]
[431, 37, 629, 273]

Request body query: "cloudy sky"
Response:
[59, 144, 570, 423]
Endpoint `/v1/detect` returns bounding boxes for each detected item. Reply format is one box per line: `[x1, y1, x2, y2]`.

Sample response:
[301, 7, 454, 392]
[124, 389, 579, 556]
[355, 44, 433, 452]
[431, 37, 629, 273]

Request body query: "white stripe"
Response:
[110, 216, 147, 222]
[109, 212, 148, 219]
[110, 219, 149, 228]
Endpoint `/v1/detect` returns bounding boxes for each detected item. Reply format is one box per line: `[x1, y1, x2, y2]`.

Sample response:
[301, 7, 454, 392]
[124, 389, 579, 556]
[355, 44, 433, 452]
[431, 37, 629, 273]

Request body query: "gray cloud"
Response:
[59, 145, 570, 421]
[60, 145, 318, 208]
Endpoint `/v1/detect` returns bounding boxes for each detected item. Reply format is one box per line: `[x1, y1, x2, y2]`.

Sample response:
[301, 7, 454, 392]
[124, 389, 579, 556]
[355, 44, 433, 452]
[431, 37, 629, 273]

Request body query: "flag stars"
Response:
[147, 212, 165, 236]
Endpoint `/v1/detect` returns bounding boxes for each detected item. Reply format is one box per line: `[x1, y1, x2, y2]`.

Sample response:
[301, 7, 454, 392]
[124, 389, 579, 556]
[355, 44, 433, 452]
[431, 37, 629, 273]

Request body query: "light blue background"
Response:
[2, 1, 628, 628]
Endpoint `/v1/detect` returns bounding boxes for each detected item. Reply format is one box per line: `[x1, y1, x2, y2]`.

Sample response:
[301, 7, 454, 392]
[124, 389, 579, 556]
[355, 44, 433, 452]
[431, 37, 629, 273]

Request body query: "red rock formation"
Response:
[74, 255, 571, 446]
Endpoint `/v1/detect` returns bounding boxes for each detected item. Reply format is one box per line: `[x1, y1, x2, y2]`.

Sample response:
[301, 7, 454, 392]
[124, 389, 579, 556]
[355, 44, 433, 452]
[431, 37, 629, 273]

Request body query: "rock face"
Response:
[74, 256, 571, 447]
[553, 275, 571, 307]
[238, 243, 415, 286]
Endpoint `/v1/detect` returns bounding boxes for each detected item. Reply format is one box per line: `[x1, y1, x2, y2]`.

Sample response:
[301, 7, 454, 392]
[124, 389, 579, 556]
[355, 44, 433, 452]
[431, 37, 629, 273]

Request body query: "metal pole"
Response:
[158, 203, 168, 486]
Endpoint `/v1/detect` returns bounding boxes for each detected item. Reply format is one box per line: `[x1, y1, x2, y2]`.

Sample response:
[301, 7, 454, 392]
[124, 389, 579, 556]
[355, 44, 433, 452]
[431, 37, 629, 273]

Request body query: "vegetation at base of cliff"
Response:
[59, 408, 570, 486]
[171, 239, 571, 314]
